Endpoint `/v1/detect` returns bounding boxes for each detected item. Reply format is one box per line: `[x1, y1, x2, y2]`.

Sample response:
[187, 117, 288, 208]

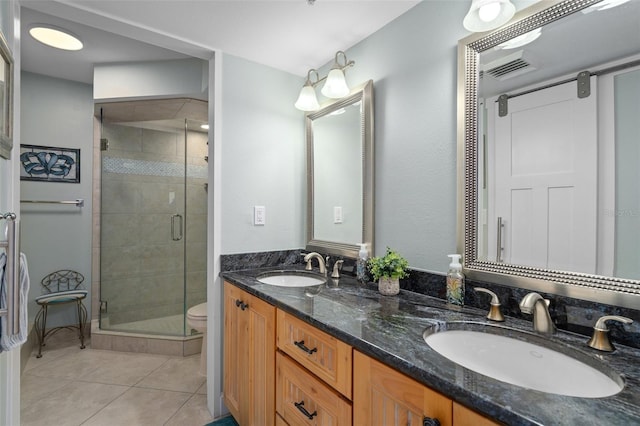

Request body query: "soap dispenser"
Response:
[356, 243, 369, 284]
[446, 254, 465, 307]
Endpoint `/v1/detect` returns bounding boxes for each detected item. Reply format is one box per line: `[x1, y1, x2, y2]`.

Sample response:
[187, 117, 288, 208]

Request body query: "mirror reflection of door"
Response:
[487, 78, 598, 273]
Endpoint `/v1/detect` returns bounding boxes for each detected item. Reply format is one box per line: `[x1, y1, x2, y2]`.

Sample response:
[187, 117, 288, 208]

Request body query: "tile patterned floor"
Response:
[21, 329, 215, 426]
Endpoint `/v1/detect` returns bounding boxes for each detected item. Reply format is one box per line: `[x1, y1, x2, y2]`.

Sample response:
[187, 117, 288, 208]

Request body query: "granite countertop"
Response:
[221, 267, 640, 426]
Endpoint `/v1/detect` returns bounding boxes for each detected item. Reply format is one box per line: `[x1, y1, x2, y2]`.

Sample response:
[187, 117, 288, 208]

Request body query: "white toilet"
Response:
[187, 302, 207, 376]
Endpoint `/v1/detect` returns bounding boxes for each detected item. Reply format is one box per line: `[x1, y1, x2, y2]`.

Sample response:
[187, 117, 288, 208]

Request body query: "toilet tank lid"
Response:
[188, 302, 207, 317]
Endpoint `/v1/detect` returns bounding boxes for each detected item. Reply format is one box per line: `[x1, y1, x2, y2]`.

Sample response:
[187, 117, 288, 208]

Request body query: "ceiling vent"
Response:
[480, 50, 536, 81]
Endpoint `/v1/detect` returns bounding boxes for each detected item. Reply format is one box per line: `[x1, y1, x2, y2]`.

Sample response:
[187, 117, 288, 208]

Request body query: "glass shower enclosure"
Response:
[97, 99, 208, 337]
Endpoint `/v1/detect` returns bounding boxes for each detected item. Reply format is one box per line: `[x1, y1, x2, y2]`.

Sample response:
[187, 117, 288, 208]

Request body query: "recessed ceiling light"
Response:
[29, 25, 83, 51]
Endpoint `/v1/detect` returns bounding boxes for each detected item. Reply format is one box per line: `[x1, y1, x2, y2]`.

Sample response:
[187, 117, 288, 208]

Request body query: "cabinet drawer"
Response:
[276, 351, 352, 426]
[277, 309, 352, 398]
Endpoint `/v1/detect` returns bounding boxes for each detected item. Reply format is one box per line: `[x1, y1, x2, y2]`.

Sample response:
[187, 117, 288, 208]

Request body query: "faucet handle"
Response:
[331, 260, 344, 279]
[587, 315, 633, 352]
[301, 253, 313, 270]
[474, 287, 505, 322]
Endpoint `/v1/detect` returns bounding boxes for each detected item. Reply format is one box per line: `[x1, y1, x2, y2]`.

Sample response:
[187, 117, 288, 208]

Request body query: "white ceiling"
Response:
[20, 0, 422, 84]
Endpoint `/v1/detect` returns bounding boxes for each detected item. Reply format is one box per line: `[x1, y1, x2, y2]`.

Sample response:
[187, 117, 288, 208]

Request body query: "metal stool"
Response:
[34, 270, 87, 358]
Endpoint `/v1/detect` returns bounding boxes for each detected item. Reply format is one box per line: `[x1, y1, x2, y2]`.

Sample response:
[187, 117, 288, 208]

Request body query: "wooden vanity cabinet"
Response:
[223, 281, 276, 426]
[223, 281, 499, 426]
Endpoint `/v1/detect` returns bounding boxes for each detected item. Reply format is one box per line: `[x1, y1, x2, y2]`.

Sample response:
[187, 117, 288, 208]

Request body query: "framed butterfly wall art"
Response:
[19, 144, 80, 183]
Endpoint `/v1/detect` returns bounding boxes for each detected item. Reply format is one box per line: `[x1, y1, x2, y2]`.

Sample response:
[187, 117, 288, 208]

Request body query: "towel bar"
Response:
[21, 199, 84, 207]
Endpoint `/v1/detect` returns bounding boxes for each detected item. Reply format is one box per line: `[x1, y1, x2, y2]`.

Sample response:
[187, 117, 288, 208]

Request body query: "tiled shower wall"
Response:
[95, 121, 207, 330]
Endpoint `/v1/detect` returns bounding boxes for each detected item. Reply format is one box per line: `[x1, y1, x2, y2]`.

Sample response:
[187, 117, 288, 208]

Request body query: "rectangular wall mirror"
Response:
[458, 0, 640, 309]
[0, 31, 13, 160]
[306, 80, 374, 258]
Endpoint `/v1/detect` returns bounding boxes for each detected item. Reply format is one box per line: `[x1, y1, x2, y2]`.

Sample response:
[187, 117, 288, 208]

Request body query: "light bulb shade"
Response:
[294, 84, 320, 111]
[321, 68, 350, 98]
[463, 0, 516, 32]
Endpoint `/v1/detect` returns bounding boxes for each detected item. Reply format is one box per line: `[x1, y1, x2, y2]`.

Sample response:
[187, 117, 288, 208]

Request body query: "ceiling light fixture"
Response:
[295, 50, 355, 112]
[463, 0, 516, 33]
[200, 124, 209, 130]
[29, 25, 83, 51]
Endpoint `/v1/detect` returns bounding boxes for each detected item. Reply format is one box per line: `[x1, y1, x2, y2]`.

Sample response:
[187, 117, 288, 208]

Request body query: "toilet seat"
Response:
[187, 302, 207, 321]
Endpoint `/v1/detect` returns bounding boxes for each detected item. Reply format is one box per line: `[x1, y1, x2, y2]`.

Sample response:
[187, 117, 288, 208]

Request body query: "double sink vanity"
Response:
[220, 1, 640, 424]
[221, 264, 640, 425]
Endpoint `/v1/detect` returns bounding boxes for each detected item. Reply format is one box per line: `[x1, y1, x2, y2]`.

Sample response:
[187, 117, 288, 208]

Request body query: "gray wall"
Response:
[20, 71, 94, 327]
[339, 1, 469, 271]
[221, 54, 306, 254]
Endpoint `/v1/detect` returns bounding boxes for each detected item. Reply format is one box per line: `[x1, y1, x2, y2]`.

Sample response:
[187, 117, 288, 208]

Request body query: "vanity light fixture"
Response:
[29, 25, 83, 51]
[463, 0, 516, 33]
[294, 50, 355, 112]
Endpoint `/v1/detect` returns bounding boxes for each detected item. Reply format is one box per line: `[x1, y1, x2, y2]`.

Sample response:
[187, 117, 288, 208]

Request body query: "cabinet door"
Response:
[453, 402, 500, 426]
[224, 282, 246, 422]
[353, 350, 452, 426]
[247, 290, 276, 426]
[276, 351, 352, 425]
[223, 282, 276, 426]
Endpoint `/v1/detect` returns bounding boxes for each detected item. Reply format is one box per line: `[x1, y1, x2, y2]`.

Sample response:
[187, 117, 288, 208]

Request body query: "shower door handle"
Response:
[171, 214, 183, 241]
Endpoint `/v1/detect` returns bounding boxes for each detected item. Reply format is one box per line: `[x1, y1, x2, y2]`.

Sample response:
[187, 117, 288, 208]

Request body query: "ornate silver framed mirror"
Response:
[306, 80, 374, 258]
[457, 0, 640, 309]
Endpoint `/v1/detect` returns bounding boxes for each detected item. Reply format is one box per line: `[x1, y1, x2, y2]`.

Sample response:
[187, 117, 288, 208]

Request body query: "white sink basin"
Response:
[257, 271, 325, 287]
[424, 325, 624, 398]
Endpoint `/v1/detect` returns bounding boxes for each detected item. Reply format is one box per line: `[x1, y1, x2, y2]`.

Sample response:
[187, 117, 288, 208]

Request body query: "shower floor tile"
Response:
[106, 313, 186, 335]
[21, 337, 212, 426]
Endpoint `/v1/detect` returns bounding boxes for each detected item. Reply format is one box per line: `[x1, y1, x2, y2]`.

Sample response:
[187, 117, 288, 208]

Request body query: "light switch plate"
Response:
[254, 205, 266, 225]
[334, 206, 343, 224]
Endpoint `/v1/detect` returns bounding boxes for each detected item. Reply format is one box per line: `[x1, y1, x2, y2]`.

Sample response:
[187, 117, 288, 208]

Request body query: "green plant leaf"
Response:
[367, 247, 409, 281]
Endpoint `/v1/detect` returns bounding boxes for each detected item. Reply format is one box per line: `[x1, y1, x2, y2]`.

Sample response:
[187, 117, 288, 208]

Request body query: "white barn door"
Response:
[489, 77, 598, 273]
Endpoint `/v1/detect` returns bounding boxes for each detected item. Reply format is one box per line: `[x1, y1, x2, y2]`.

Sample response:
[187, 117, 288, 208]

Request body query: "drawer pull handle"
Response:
[294, 401, 317, 420]
[294, 340, 317, 355]
[423, 417, 441, 426]
[235, 299, 248, 310]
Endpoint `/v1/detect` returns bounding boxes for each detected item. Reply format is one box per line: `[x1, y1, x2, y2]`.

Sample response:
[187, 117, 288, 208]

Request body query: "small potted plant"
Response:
[368, 247, 409, 296]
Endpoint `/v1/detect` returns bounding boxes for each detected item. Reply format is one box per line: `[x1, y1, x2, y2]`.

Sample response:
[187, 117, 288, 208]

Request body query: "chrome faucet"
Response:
[304, 252, 327, 275]
[519, 292, 556, 334]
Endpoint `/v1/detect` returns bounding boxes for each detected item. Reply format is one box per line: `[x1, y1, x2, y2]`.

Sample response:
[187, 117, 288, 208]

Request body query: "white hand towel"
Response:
[0, 252, 31, 352]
